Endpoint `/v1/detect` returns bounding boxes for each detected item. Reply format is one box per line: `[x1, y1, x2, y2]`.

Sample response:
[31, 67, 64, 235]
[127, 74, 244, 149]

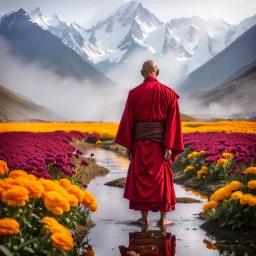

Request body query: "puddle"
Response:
[83, 148, 252, 256]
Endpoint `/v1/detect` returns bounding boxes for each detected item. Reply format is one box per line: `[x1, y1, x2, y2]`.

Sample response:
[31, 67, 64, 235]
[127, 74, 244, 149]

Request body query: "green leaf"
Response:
[219, 222, 227, 228]
[65, 218, 70, 224]
[24, 247, 35, 253]
[31, 213, 40, 220]
[0, 245, 13, 256]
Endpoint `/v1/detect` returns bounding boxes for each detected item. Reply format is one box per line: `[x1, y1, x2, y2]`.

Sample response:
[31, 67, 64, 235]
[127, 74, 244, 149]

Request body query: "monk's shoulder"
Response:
[158, 82, 179, 99]
[129, 83, 144, 96]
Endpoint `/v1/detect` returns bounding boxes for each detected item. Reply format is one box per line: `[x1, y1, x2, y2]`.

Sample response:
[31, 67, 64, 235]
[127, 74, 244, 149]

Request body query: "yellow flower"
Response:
[216, 158, 228, 168]
[51, 232, 74, 251]
[96, 140, 102, 145]
[59, 179, 71, 189]
[8, 170, 29, 179]
[89, 201, 98, 212]
[1, 186, 29, 207]
[210, 188, 226, 202]
[231, 191, 243, 200]
[41, 217, 74, 251]
[228, 181, 243, 191]
[248, 196, 256, 207]
[0, 218, 20, 236]
[82, 191, 95, 207]
[184, 165, 195, 174]
[66, 194, 79, 207]
[222, 153, 234, 159]
[5, 178, 44, 198]
[248, 180, 256, 190]
[240, 194, 253, 205]
[44, 191, 70, 215]
[203, 201, 218, 212]
[197, 166, 208, 179]
[0, 160, 9, 175]
[67, 185, 84, 203]
[244, 167, 256, 174]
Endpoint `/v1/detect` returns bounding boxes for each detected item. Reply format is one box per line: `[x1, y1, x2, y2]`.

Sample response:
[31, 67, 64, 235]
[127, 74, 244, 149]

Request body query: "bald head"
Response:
[141, 60, 160, 79]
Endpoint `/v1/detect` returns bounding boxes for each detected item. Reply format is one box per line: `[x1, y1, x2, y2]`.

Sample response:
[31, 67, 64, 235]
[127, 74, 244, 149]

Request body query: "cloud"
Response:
[0, 37, 127, 121]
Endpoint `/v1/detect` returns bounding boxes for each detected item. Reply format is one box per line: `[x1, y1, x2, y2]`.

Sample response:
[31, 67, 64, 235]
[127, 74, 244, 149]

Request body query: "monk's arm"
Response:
[163, 92, 184, 161]
[115, 92, 135, 150]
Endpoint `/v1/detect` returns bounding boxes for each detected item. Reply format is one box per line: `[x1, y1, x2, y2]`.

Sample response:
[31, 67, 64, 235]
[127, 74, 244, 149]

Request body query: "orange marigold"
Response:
[9, 170, 29, 179]
[89, 201, 98, 212]
[51, 232, 74, 251]
[59, 179, 71, 189]
[82, 191, 95, 207]
[0, 218, 20, 236]
[2, 186, 29, 207]
[67, 185, 84, 203]
[0, 160, 9, 175]
[44, 191, 70, 215]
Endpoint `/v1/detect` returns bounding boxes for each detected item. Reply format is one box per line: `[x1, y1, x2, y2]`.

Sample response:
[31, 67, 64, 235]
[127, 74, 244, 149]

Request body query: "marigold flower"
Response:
[89, 201, 98, 212]
[216, 158, 228, 168]
[228, 181, 243, 191]
[67, 185, 84, 203]
[222, 153, 234, 159]
[2, 186, 29, 207]
[51, 232, 74, 251]
[184, 165, 195, 174]
[0, 218, 20, 236]
[59, 178, 71, 189]
[44, 191, 70, 215]
[0, 160, 9, 175]
[231, 191, 243, 200]
[203, 201, 218, 212]
[240, 194, 253, 205]
[248, 196, 256, 207]
[248, 180, 256, 190]
[9, 170, 29, 179]
[82, 191, 96, 207]
[66, 194, 79, 207]
[244, 167, 256, 175]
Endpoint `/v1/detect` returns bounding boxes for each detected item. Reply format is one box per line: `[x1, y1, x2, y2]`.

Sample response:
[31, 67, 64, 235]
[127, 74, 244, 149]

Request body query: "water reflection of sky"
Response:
[82, 148, 246, 256]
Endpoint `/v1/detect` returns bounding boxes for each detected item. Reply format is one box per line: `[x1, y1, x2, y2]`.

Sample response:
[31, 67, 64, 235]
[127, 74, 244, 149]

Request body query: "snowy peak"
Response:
[31, 7, 61, 28]
[114, 0, 139, 26]
[225, 15, 256, 46]
[206, 17, 231, 31]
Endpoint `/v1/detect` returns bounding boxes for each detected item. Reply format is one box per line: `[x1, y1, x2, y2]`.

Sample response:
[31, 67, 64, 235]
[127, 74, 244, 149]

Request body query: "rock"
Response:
[105, 178, 126, 188]
[176, 197, 203, 203]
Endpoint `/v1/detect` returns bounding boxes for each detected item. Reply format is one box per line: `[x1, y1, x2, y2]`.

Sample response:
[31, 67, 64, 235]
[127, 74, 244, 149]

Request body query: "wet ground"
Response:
[83, 148, 252, 256]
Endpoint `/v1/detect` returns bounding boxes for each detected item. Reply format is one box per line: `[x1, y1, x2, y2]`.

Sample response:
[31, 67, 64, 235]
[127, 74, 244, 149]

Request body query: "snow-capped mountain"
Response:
[1, 1, 255, 86]
[225, 14, 256, 46]
[28, 1, 256, 77]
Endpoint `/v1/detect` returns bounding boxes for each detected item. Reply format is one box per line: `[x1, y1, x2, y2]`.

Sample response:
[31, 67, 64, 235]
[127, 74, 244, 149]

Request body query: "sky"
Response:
[0, 0, 255, 28]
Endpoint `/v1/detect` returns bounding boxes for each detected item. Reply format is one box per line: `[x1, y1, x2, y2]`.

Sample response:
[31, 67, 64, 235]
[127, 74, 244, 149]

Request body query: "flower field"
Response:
[0, 131, 98, 255]
[176, 132, 256, 229]
[0, 121, 256, 135]
[0, 119, 256, 251]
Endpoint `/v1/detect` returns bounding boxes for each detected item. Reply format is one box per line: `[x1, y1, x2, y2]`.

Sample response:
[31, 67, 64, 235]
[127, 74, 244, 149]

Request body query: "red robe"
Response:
[115, 76, 184, 212]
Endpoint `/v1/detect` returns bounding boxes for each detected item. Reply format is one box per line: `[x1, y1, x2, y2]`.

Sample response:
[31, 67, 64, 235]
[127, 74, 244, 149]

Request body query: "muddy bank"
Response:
[71, 141, 110, 184]
[99, 140, 127, 157]
[201, 221, 256, 249]
[80, 159, 110, 184]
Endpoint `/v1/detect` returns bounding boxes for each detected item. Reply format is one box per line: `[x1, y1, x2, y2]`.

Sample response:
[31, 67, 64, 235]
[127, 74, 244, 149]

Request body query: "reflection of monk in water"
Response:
[119, 228, 176, 256]
[115, 60, 184, 226]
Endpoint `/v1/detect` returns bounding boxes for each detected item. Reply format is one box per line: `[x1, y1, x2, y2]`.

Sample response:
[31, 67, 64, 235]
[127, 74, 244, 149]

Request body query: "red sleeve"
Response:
[163, 91, 184, 161]
[115, 92, 134, 149]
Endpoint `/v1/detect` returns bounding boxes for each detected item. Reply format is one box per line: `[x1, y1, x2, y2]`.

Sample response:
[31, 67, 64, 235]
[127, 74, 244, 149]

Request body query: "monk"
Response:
[115, 60, 184, 226]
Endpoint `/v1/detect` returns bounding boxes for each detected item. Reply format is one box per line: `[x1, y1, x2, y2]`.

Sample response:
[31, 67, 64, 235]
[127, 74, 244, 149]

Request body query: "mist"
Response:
[0, 38, 127, 122]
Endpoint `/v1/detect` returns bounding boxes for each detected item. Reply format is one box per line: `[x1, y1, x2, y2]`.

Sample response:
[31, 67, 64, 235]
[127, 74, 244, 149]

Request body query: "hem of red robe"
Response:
[129, 201, 175, 212]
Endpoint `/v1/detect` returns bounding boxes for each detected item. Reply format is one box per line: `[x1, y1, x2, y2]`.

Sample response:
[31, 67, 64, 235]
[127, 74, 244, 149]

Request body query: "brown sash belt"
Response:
[132, 122, 165, 144]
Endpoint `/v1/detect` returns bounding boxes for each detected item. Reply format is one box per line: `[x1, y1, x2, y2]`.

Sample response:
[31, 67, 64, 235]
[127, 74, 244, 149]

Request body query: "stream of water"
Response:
[83, 148, 251, 256]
